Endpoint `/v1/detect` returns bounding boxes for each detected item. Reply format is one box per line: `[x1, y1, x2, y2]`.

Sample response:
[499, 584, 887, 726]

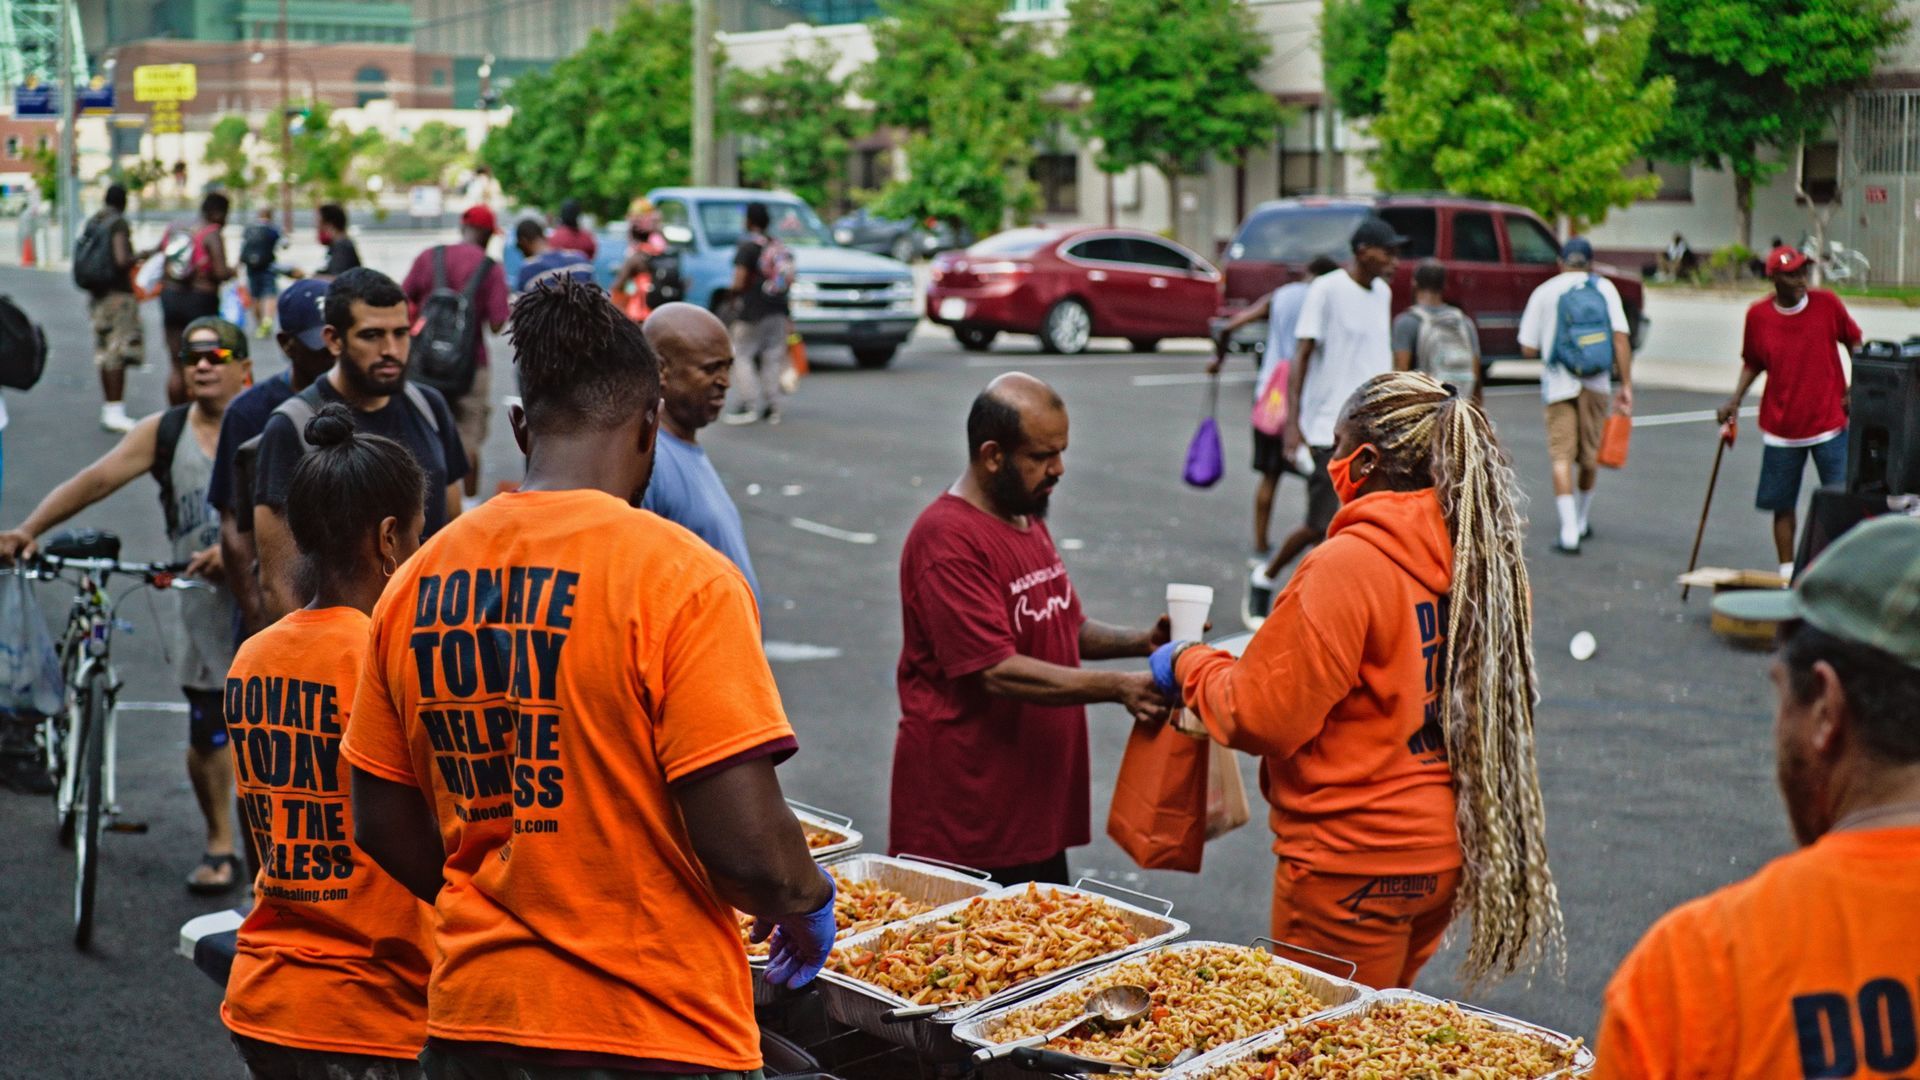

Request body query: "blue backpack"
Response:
[1551, 275, 1615, 377]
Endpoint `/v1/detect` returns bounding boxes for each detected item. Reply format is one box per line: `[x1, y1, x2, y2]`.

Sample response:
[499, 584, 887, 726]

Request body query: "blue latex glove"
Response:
[751, 867, 838, 989]
[1149, 640, 1190, 696]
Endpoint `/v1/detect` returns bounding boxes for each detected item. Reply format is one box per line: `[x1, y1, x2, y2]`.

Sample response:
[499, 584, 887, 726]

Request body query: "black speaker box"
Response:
[1846, 339, 1920, 497]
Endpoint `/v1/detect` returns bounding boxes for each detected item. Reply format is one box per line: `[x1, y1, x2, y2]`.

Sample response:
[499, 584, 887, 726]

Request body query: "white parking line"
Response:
[1633, 405, 1758, 428]
[120, 701, 189, 714]
[789, 517, 878, 545]
[764, 641, 844, 663]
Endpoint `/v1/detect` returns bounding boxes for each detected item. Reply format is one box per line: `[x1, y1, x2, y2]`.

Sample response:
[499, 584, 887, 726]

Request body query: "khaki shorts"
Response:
[448, 362, 491, 463]
[1545, 388, 1609, 470]
[88, 292, 144, 371]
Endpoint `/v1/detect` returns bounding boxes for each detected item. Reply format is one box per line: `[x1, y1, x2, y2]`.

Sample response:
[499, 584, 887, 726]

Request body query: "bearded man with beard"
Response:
[889, 372, 1173, 886]
[252, 268, 469, 622]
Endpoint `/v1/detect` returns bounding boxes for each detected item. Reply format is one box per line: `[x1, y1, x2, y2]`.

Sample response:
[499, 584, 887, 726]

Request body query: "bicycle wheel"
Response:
[71, 669, 108, 950]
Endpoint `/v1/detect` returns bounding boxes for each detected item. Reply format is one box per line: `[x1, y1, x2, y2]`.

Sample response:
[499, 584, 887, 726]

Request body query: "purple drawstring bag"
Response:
[1183, 377, 1224, 488]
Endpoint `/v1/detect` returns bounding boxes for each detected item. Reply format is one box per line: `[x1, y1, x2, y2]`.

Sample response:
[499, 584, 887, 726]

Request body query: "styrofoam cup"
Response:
[1166, 583, 1215, 642]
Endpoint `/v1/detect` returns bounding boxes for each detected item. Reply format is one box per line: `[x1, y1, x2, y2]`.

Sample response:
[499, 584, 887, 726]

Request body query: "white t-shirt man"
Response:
[1517, 271, 1629, 404]
[1293, 270, 1393, 447]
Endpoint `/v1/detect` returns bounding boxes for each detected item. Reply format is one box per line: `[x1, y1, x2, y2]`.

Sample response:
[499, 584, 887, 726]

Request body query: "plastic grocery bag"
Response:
[219, 280, 249, 330]
[1598, 411, 1632, 469]
[1183, 377, 1224, 489]
[0, 572, 64, 716]
[132, 255, 164, 300]
[1251, 360, 1289, 437]
[1107, 719, 1209, 872]
[1205, 741, 1252, 840]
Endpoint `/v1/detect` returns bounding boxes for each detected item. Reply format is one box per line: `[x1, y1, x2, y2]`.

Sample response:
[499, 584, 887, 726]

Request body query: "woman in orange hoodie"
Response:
[1150, 371, 1562, 990]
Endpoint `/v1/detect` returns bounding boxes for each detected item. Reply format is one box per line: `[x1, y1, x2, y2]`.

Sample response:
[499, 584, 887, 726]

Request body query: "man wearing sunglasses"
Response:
[0, 317, 253, 894]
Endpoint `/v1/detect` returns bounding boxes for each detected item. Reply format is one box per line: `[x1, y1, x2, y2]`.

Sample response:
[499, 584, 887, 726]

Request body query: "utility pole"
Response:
[279, 0, 293, 232]
[57, 0, 78, 254]
[691, 0, 714, 185]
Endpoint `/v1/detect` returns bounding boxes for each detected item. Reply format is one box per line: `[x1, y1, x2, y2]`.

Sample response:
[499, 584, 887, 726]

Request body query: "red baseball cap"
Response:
[461, 204, 500, 235]
[1766, 245, 1809, 276]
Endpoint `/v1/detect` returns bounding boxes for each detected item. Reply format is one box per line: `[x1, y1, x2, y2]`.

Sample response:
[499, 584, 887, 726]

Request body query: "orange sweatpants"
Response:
[1270, 860, 1462, 990]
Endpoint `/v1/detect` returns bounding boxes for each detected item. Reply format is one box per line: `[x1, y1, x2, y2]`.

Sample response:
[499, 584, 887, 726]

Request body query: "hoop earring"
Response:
[381, 554, 397, 579]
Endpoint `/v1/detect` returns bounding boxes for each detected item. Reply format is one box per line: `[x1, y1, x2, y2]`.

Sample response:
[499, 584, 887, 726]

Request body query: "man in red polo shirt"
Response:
[890, 373, 1172, 886]
[1717, 245, 1862, 580]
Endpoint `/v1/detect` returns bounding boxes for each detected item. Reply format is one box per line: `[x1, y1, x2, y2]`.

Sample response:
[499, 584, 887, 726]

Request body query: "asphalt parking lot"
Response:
[0, 261, 1893, 1076]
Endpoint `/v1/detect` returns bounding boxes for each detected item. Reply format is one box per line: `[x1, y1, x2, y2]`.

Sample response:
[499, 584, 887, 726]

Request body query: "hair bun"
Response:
[305, 402, 357, 449]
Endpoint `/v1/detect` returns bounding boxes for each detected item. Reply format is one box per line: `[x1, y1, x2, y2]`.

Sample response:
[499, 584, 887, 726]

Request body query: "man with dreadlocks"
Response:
[1148, 370, 1563, 990]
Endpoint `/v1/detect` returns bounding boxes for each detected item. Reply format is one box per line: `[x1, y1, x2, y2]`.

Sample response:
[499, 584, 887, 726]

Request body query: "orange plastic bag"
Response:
[1107, 720, 1209, 872]
[1598, 411, 1632, 469]
[787, 330, 809, 376]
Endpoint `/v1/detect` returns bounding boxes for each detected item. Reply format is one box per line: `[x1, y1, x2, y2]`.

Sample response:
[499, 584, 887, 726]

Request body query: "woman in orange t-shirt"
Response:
[221, 403, 432, 1079]
[1152, 372, 1564, 990]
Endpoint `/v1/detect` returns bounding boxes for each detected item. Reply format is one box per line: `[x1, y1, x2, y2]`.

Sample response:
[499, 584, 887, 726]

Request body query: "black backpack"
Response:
[647, 249, 685, 309]
[410, 246, 490, 399]
[0, 295, 47, 391]
[149, 404, 194, 535]
[239, 223, 278, 271]
[72, 215, 120, 292]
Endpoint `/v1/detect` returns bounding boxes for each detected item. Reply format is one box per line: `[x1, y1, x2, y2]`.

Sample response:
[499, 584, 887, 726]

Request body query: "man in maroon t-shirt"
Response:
[891, 373, 1173, 885]
[402, 204, 511, 501]
[1717, 245, 1863, 578]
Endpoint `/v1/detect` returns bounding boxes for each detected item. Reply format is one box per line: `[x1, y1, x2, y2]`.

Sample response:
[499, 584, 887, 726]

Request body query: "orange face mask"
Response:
[1328, 443, 1376, 504]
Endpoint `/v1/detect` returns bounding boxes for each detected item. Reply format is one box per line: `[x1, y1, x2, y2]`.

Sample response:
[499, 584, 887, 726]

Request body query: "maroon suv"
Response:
[1213, 196, 1646, 365]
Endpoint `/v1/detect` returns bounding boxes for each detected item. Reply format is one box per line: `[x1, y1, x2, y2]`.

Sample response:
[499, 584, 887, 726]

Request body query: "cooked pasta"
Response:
[980, 945, 1333, 1072]
[1204, 1000, 1581, 1079]
[826, 885, 1143, 1006]
[738, 872, 937, 958]
[804, 824, 846, 849]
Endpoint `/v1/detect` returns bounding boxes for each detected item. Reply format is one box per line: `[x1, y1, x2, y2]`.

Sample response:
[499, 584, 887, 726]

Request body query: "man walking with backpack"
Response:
[160, 194, 236, 406]
[722, 201, 793, 426]
[238, 208, 284, 338]
[72, 183, 147, 432]
[1518, 237, 1633, 556]
[1391, 258, 1482, 403]
[400, 205, 509, 501]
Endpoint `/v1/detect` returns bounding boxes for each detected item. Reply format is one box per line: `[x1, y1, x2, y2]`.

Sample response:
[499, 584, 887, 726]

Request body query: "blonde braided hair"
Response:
[1340, 370, 1565, 986]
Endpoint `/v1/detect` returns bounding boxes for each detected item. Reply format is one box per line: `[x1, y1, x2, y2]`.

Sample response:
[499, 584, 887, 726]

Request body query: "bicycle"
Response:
[13, 529, 204, 949]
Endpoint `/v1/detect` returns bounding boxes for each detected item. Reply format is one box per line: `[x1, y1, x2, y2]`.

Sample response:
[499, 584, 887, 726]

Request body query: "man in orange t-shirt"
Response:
[1595, 516, 1920, 1079]
[343, 280, 834, 1079]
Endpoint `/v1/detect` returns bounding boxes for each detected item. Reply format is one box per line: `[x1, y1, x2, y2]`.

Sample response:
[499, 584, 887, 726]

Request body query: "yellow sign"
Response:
[133, 63, 197, 103]
[149, 99, 184, 135]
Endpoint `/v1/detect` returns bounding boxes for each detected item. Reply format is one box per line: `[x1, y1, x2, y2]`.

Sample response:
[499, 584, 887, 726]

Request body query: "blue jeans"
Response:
[1756, 432, 1847, 513]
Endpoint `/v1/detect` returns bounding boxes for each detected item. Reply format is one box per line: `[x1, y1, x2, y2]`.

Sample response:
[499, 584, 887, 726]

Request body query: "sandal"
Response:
[186, 852, 242, 895]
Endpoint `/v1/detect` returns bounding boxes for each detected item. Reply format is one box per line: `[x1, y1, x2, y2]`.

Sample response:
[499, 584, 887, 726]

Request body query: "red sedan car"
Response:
[927, 227, 1221, 354]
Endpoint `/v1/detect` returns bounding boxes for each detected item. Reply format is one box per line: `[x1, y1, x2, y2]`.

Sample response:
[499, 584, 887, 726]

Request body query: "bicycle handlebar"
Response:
[13, 553, 192, 586]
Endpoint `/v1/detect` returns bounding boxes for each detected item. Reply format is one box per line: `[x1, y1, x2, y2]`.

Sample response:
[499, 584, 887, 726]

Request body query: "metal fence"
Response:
[1838, 89, 1920, 285]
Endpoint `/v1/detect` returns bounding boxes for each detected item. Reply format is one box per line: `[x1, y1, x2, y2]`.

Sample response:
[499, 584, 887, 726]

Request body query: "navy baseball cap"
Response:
[1561, 237, 1595, 264]
[1350, 215, 1408, 253]
[278, 278, 329, 351]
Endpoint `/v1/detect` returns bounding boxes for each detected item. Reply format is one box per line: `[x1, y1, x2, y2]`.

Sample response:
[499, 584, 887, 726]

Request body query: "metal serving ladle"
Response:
[973, 984, 1154, 1064]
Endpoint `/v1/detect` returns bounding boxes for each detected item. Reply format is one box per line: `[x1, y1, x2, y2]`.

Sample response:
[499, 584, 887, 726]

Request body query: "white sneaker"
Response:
[720, 409, 758, 426]
[100, 404, 135, 434]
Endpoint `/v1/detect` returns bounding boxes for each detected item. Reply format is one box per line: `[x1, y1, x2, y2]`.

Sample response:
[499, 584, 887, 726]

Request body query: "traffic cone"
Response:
[21, 232, 35, 267]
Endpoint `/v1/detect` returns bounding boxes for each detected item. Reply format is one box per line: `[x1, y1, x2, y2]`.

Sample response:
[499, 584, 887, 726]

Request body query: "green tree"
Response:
[725, 44, 860, 211]
[377, 120, 473, 189]
[27, 144, 58, 205]
[862, 0, 1054, 235]
[481, 1, 695, 220]
[204, 114, 262, 201]
[1647, 0, 1908, 248]
[276, 100, 383, 207]
[1061, 0, 1285, 229]
[1370, 0, 1673, 230]
[1320, 0, 1408, 120]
